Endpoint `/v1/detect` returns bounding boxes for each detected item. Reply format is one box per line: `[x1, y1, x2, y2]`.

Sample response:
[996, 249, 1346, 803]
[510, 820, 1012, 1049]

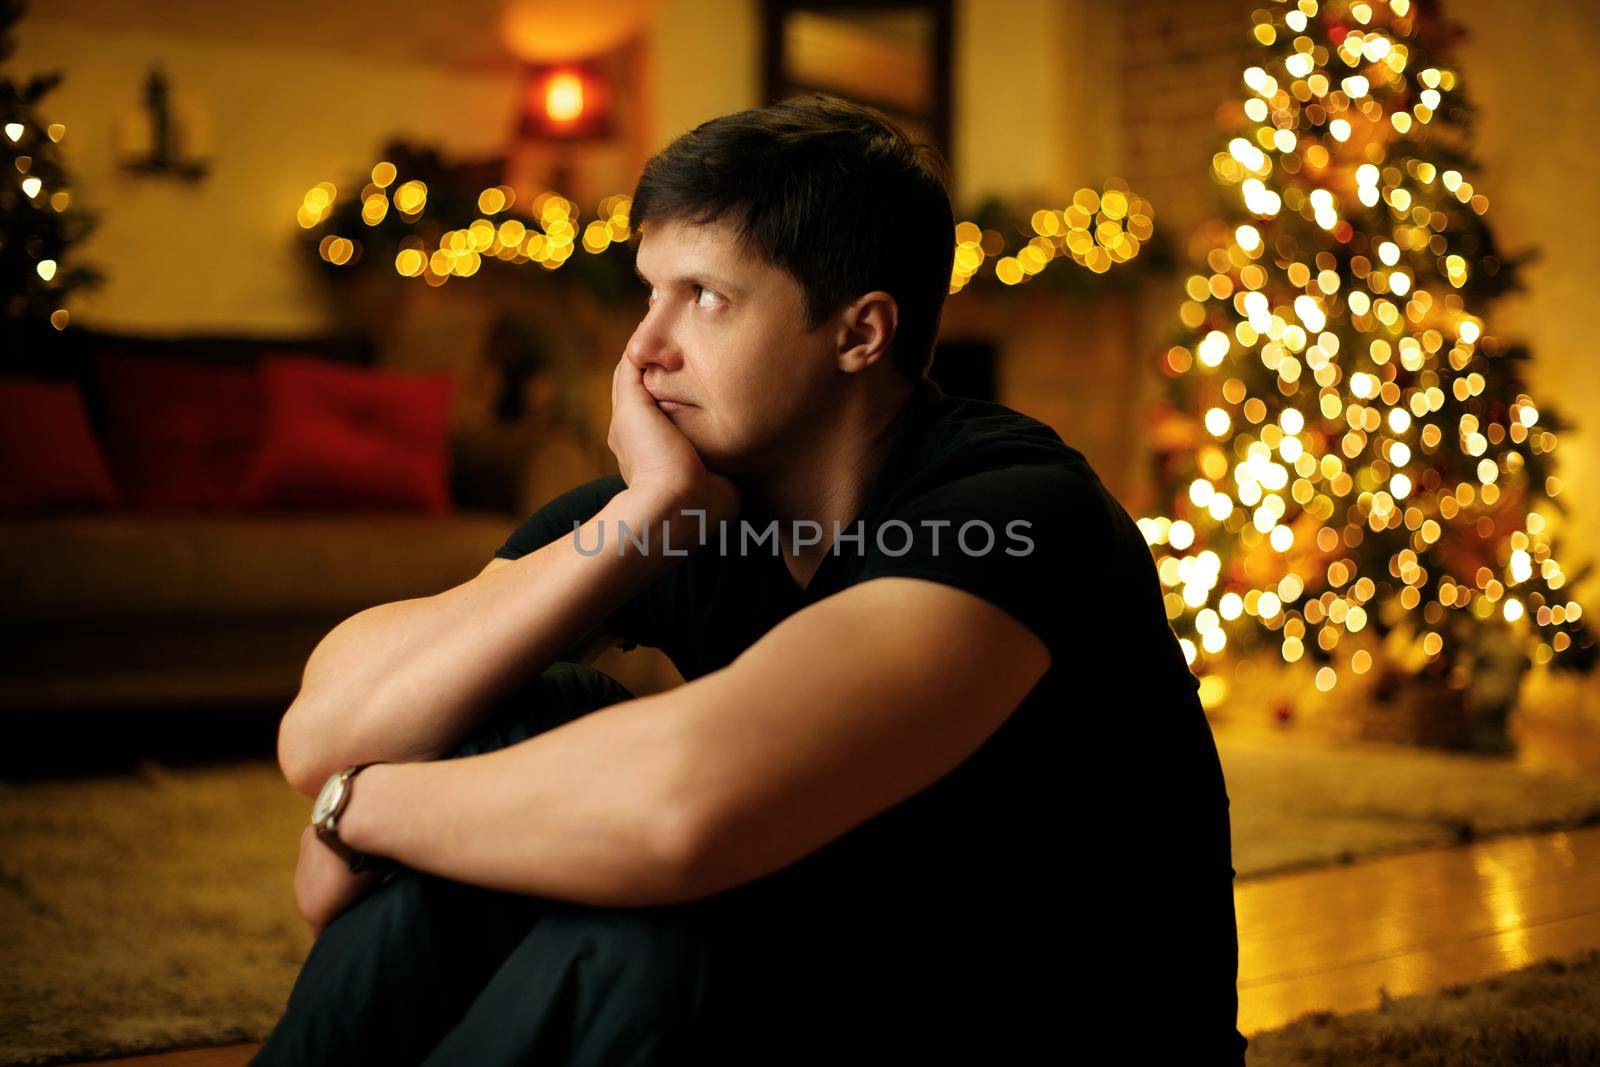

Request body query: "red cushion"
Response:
[93, 354, 267, 512]
[239, 355, 455, 514]
[0, 377, 118, 513]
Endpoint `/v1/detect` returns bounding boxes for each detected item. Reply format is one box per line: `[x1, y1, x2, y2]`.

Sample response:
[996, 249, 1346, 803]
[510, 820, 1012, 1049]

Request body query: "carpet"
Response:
[1247, 948, 1600, 1065]
[1217, 728, 1600, 878]
[5, 736, 1600, 1065]
[0, 761, 310, 1066]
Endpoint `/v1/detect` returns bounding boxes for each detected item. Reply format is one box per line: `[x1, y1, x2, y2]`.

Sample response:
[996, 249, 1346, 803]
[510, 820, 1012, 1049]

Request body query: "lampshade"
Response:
[500, 0, 656, 63]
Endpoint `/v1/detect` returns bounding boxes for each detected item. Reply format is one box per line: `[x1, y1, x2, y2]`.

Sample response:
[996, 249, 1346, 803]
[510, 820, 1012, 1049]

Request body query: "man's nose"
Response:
[624, 311, 683, 373]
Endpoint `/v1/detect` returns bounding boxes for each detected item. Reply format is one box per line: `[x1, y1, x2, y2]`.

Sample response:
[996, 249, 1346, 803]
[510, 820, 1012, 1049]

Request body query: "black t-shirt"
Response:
[493, 377, 1243, 1062]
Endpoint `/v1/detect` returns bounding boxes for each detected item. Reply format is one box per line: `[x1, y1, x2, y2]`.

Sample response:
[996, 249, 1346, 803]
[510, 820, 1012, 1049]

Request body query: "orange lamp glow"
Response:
[544, 72, 585, 123]
[522, 64, 612, 140]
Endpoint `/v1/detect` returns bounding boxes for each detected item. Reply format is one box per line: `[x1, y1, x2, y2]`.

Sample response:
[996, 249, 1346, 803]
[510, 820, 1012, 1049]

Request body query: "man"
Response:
[258, 94, 1245, 1065]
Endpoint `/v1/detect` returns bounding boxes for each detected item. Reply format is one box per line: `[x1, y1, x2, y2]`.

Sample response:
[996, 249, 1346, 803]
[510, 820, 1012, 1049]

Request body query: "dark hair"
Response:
[628, 93, 955, 381]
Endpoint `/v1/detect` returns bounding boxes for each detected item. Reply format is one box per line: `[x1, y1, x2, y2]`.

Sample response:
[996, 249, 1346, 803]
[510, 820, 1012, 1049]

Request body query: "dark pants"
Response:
[252, 664, 720, 1067]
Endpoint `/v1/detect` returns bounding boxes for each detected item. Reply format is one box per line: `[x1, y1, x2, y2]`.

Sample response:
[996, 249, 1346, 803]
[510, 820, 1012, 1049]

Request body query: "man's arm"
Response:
[278, 353, 740, 799]
[334, 576, 1051, 907]
[276, 483, 689, 798]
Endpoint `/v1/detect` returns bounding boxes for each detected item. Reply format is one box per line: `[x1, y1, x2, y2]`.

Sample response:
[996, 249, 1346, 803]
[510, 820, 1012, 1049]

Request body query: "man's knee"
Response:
[448, 664, 635, 759]
[545, 904, 716, 1010]
[319, 865, 474, 946]
[561, 905, 710, 971]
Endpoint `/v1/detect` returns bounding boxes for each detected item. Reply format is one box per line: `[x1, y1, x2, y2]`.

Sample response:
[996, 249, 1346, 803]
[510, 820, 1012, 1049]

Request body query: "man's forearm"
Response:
[336, 683, 703, 907]
[279, 486, 697, 796]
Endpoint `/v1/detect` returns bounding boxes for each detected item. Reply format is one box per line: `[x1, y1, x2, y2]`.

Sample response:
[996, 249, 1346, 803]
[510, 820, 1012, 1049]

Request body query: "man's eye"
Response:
[695, 285, 722, 309]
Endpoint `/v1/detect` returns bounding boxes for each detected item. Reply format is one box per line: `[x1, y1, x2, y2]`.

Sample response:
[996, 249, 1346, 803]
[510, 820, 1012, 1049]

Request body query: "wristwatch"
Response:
[311, 763, 390, 875]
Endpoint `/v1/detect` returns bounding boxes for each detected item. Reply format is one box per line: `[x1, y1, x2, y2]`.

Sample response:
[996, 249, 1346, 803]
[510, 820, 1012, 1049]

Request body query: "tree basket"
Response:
[1360, 667, 1472, 749]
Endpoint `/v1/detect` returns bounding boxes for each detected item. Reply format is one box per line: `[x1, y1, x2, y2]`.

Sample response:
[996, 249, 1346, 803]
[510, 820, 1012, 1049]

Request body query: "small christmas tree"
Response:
[1140, 0, 1595, 745]
[1, 0, 100, 351]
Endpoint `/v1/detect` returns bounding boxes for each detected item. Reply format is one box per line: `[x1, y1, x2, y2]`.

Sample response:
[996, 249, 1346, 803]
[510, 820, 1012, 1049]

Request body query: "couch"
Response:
[1, 327, 690, 717]
[0, 330, 528, 715]
[0, 510, 517, 713]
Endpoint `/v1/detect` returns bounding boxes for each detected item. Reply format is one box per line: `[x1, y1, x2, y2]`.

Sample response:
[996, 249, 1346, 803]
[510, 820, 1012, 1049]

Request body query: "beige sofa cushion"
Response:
[1, 512, 518, 622]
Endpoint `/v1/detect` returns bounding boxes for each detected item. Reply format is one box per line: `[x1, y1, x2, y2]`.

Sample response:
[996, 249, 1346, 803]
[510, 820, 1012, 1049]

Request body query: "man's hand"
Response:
[293, 824, 392, 939]
[608, 355, 740, 531]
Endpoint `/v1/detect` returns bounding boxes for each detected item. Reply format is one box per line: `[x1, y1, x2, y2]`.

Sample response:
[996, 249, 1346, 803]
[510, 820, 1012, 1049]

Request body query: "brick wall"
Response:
[1121, 0, 1259, 240]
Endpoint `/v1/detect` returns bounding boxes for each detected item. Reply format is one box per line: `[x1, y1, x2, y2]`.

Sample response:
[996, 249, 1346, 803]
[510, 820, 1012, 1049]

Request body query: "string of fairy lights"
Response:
[1135, 0, 1587, 701]
[951, 181, 1155, 292]
[16, 81, 1149, 318]
[299, 164, 1150, 293]
[5, 118, 74, 331]
[301, 161, 633, 283]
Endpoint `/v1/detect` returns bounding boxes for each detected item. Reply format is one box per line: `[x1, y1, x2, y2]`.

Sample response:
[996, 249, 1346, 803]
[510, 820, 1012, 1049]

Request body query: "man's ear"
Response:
[833, 291, 898, 374]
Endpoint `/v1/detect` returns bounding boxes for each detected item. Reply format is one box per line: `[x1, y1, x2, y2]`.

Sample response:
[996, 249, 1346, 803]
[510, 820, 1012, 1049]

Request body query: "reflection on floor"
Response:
[1237, 823, 1600, 1035]
[64, 826, 1600, 1065]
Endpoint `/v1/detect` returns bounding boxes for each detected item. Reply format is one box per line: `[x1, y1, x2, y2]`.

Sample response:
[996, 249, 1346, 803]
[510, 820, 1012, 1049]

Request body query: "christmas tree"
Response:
[1, 0, 100, 350]
[1139, 0, 1596, 732]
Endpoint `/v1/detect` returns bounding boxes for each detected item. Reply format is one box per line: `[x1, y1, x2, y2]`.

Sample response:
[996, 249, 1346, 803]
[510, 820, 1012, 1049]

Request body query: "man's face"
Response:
[624, 216, 838, 474]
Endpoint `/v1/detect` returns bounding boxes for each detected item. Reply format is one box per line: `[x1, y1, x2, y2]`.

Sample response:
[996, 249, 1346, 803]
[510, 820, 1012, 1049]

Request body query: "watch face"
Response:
[312, 773, 347, 825]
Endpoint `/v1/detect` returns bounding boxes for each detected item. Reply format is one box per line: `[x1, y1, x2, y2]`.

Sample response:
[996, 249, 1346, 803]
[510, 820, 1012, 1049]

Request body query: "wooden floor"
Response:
[1236, 823, 1600, 1034]
[68, 825, 1600, 1066]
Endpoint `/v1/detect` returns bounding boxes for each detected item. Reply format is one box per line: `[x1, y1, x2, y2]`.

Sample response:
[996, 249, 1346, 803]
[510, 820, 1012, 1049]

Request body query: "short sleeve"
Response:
[855, 460, 1198, 692]
[491, 474, 657, 653]
[854, 463, 1113, 656]
[493, 474, 628, 561]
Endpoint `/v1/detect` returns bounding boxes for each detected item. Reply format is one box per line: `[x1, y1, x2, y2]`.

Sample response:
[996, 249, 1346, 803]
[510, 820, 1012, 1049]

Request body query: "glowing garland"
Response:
[300, 164, 1151, 291]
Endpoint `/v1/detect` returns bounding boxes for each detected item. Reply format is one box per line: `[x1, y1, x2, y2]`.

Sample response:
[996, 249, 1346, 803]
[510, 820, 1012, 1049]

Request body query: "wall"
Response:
[644, 0, 761, 151]
[952, 0, 1123, 205]
[11, 16, 522, 335]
